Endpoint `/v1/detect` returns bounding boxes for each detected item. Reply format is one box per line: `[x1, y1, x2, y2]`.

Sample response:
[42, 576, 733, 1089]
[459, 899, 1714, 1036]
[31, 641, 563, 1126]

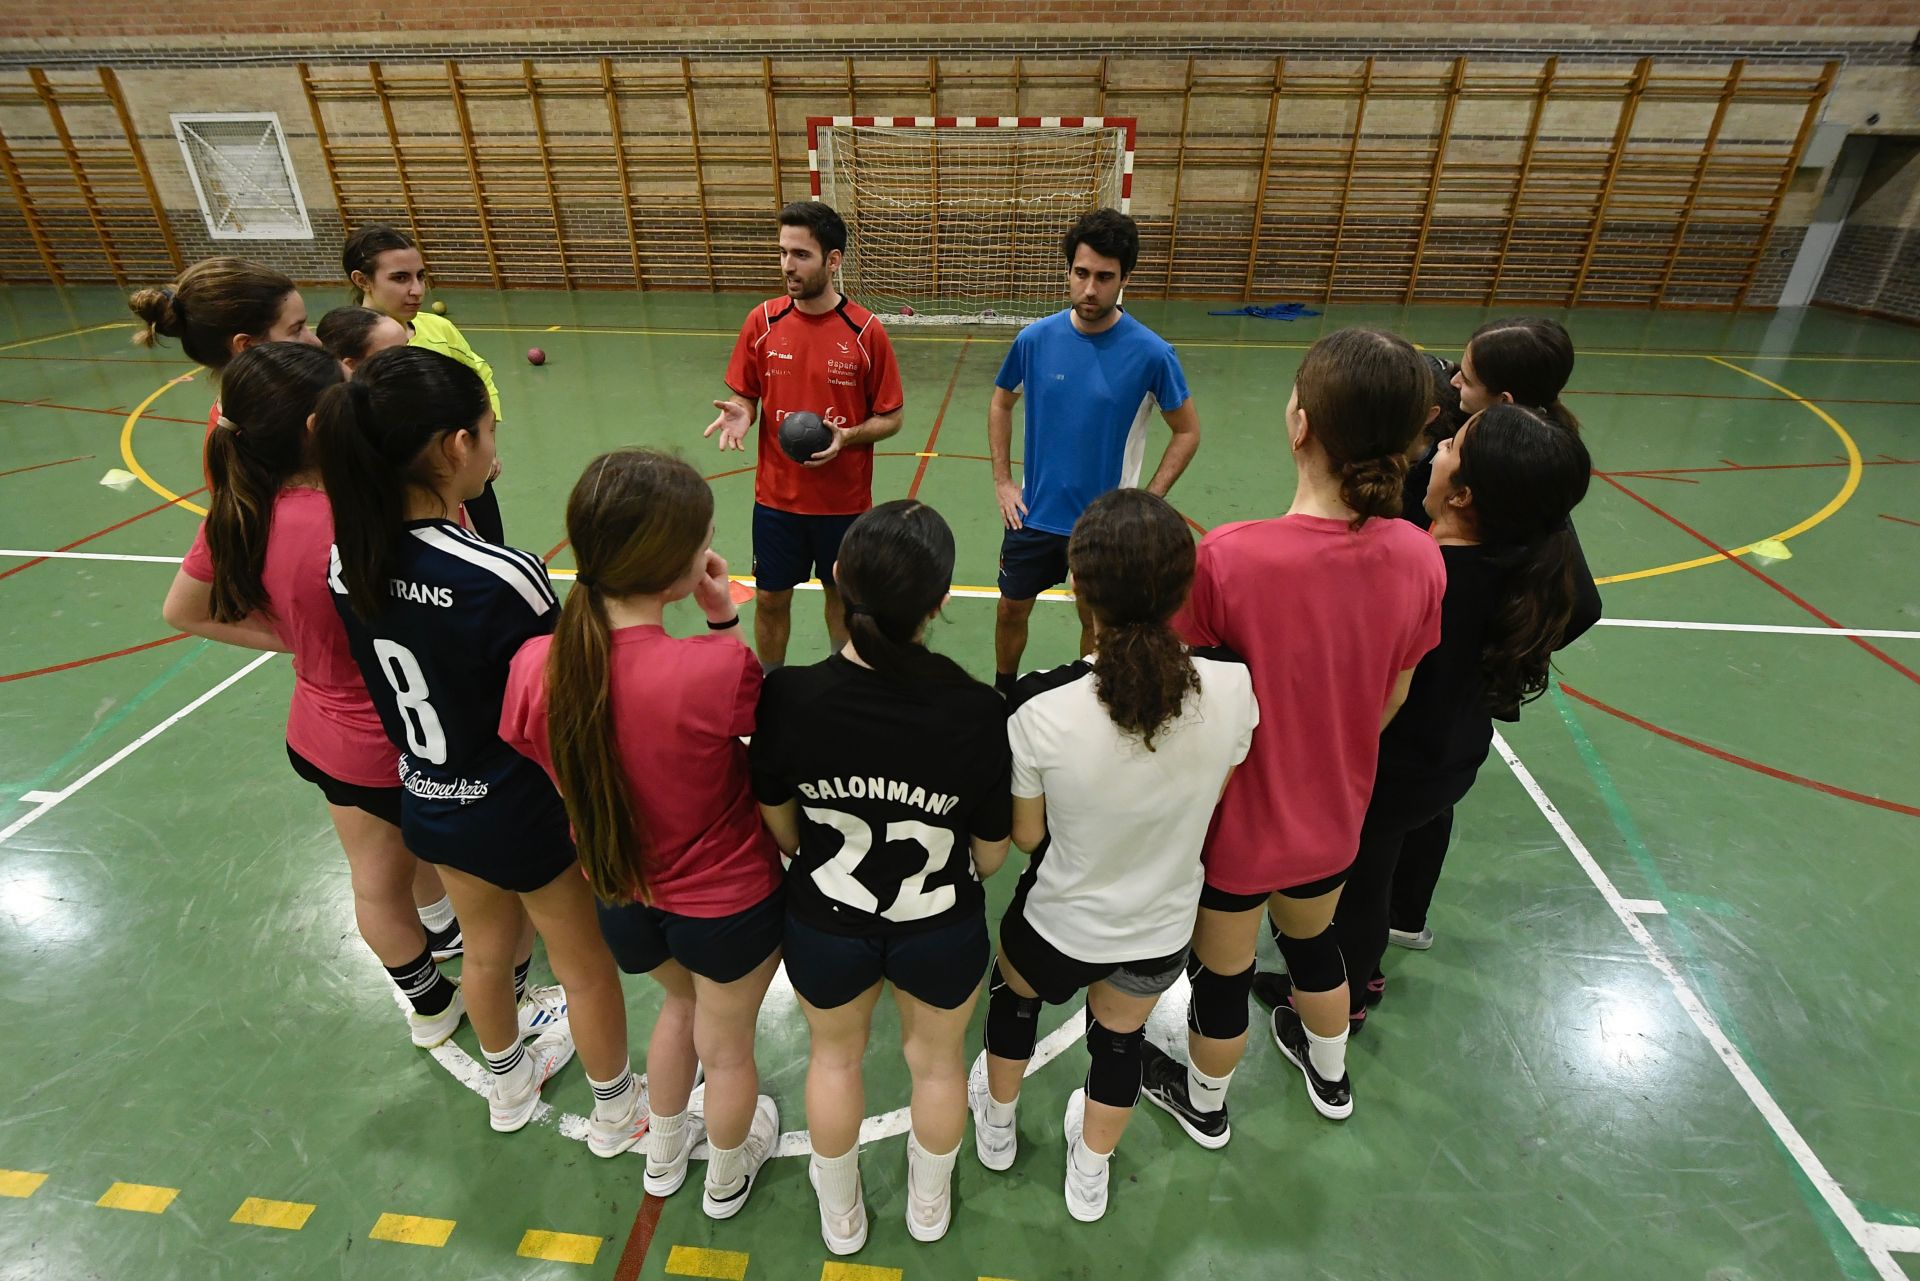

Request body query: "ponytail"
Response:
[202, 342, 342, 622]
[1447, 403, 1594, 713]
[544, 449, 714, 904]
[1464, 317, 1581, 436]
[312, 345, 490, 620]
[836, 500, 978, 689]
[1294, 328, 1433, 530]
[1068, 488, 1200, 749]
[1336, 454, 1409, 527]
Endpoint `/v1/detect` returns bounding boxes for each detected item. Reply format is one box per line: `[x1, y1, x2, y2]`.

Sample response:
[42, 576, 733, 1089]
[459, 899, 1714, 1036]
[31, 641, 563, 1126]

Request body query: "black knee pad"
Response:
[983, 961, 1042, 1061]
[1084, 1017, 1145, 1109]
[1276, 924, 1347, 994]
[1186, 961, 1255, 1040]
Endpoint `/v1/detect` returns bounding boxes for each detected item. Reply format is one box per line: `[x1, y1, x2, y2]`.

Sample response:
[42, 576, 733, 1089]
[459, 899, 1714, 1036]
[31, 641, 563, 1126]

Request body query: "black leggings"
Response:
[1334, 777, 1469, 1018]
[464, 479, 505, 544]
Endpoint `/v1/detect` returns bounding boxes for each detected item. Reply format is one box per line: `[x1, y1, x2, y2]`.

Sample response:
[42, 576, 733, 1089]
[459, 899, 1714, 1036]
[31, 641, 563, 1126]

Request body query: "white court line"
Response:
[403, 970, 1089, 1161]
[1867, 1224, 1920, 1255]
[1619, 898, 1668, 915]
[0, 651, 280, 846]
[7, 549, 1919, 638]
[1492, 730, 1910, 1278]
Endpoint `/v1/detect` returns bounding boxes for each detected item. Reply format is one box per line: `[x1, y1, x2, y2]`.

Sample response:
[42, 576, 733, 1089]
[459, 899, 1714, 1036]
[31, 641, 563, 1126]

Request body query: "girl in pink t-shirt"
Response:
[500, 450, 784, 1218]
[1142, 328, 1445, 1138]
[157, 342, 469, 1047]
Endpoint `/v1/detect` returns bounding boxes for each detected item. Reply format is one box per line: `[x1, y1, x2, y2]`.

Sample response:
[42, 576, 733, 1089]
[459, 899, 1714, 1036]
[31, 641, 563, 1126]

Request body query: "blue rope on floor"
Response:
[1207, 303, 1322, 321]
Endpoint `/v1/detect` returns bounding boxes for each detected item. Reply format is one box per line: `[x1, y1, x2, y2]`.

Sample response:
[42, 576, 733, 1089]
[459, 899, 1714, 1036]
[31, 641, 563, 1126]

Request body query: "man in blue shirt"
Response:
[988, 209, 1201, 696]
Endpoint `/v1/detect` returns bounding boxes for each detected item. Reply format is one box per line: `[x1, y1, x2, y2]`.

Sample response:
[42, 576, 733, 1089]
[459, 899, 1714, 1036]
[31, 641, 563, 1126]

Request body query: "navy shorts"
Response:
[1198, 864, 1352, 913]
[401, 754, 577, 894]
[596, 887, 785, 983]
[752, 503, 861, 593]
[286, 743, 402, 827]
[997, 525, 1072, 601]
[784, 911, 990, 1011]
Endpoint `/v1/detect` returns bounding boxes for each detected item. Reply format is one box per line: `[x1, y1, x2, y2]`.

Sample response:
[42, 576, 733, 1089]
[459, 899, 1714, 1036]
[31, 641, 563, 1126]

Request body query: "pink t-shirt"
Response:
[500, 625, 783, 917]
[181, 487, 398, 789]
[1177, 515, 1445, 893]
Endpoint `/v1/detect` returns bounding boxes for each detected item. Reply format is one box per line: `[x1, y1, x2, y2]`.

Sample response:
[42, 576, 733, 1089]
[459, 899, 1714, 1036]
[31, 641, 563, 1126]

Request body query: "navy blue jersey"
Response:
[330, 519, 572, 884]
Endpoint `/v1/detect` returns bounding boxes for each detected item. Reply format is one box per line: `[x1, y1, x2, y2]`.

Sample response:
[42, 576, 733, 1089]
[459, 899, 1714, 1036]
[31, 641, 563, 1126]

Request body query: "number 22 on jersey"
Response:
[802, 807, 964, 923]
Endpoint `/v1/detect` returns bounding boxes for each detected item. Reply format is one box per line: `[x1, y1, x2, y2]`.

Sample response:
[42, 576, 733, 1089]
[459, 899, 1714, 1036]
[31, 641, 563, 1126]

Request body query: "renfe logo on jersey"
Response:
[775, 406, 850, 431]
[797, 775, 960, 817]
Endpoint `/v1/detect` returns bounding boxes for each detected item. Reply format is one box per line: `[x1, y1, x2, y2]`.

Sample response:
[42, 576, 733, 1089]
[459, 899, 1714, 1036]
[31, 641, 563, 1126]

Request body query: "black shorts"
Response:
[596, 887, 785, 983]
[287, 743, 402, 827]
[997, 896, 1187, 1006]
[996, 525, 1072, 601]
[752, 503, 861, 593]
[401, 755, 577, 894]
[1198, 865, 1352, 913]
[784, 911, 989, 1011]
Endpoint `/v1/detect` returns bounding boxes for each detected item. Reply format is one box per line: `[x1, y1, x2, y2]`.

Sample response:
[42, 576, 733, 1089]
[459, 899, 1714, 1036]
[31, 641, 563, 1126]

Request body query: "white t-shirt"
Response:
[1008, 652, 1259, 963]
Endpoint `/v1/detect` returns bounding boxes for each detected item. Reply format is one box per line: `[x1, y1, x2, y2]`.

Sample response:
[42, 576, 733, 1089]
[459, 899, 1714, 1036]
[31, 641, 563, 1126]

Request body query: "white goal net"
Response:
[810, 116, 1134, 326]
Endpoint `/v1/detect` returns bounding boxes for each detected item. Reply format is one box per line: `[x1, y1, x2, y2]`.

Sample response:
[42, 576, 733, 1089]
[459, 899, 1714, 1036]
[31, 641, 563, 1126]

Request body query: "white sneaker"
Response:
[488, 1027, 574, 1133]
[702, 1094, 777, 1221]
[1062, 1089, 1109, 1222]
[586, 1078, 651, 1159]
[517, 984, 569, 1039]
[809, 1155, 868, 1256]
[904, 1134, 953, 1243]
[644, 1087, 707, 1196]
[967, 1051, 1016, 1171]
[1388, 925, 1434, 950]
[408, 988, 464, 1048]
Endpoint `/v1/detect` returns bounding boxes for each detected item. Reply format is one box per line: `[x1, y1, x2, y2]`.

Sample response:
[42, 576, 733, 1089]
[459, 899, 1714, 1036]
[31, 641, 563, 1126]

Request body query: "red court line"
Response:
[0, 454, 92, 480]
[1599, 458, 1920, 480]
[907, 334, 974, 500]
[540, 463, 761, 567]
[0, 485, 208, 582]
[0, 633, 192, 683]
[1880, 514, 1920, 530]
[1561, 683, 1920, 820]
[610, 1193, 663, 1281]
[0, 354, 162, 365]
[1597, 474, 1920, 687]
[0, 395, 204, 427]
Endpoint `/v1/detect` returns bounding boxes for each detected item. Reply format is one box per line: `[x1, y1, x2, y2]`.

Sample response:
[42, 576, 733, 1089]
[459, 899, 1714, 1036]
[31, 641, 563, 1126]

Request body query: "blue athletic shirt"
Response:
[330, 519, 567, 864]
[994, 310, 1190, 536]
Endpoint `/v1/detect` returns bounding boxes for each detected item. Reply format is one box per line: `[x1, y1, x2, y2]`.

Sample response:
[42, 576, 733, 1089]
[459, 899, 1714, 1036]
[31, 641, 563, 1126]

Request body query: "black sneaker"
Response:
[425, 921, 464, 962]
[1138, 1040, 1231, 1150]
[1271, 1005, 1354, 1121]
[1250, 971, 1364, 1036]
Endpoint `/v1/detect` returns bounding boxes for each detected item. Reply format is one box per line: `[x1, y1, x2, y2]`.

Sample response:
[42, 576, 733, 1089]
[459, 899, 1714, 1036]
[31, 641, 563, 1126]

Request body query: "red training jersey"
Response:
[724, 295, 905, 516]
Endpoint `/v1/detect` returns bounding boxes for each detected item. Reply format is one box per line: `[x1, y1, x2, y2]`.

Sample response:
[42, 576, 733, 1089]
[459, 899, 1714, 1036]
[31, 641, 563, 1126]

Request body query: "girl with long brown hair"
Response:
[1140, 328, 1446, 1133]
[972, 488, 1257, 1222]
[500, 450, 784, 1216]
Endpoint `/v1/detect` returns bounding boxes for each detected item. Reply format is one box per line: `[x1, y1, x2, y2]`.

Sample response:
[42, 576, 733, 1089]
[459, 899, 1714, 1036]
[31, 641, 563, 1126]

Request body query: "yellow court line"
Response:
[820, 1263, 904, 1281]
[96, 1182, 178, 1213]
[369, 1212, 456, 1247]
[231, 1197, 315, 1230]
[1592, 355, 1863, 586]
[119, 367, 209, 517]
[0, 1170, 49, 1198]
[665, 1244, 751, 1279]
[0, 320, 130, 353]
[518, 1229, 603, 1265]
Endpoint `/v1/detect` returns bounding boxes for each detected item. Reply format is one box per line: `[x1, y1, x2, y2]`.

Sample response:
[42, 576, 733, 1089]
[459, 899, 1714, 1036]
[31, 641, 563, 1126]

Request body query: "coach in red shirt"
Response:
[705, 202, 906, 668]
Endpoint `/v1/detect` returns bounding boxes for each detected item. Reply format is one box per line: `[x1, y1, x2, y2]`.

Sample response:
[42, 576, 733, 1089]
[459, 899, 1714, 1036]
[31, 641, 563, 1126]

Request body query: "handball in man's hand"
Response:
[779, 411, 833, 462]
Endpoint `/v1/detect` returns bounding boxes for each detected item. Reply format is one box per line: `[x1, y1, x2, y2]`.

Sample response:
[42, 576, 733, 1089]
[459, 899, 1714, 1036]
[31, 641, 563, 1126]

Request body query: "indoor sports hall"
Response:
[2, 13, 1917, 1281]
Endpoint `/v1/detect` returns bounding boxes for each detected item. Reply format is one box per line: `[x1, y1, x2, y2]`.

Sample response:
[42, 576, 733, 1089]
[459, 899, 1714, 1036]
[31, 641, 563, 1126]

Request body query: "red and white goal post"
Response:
[807, 116, 1136, 326]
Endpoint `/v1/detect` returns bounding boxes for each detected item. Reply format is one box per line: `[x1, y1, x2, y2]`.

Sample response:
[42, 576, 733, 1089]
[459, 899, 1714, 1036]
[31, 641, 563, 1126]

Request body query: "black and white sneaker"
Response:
[1271, 1005, 1353, 1121]
[1138, 1041, 1231, 1150]
[425, 921, 464, 961]
[1250, 971, 1365, 1036]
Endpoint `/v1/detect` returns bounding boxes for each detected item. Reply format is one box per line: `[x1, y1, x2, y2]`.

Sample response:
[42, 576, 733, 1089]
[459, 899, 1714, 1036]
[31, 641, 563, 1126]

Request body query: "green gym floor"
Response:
[1, 286, 1916, 1281]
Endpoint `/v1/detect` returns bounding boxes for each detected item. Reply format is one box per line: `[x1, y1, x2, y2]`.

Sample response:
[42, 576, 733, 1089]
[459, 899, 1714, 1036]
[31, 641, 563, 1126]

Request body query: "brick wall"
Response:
[4, 2, 1916, 41]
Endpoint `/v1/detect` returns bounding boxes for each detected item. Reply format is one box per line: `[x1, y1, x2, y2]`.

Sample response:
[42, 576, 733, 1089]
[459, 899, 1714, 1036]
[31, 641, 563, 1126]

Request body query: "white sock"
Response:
[985, 1093, 1017, 1127]
[907, 1132, 959, 1201]
[1186, 1062, 1233, 1115]
[417, 895, 455, 932]
[1070, 1137, 1111, 1177]
[484, 1042, 530, 1096]
[811, 1146, 861, 1215]
[588, 1065, 636, 1123]
[649, 1106, 688, 1160]
[1305, 1025, 1349, 1082]
[707, 1138, 751, 1195]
